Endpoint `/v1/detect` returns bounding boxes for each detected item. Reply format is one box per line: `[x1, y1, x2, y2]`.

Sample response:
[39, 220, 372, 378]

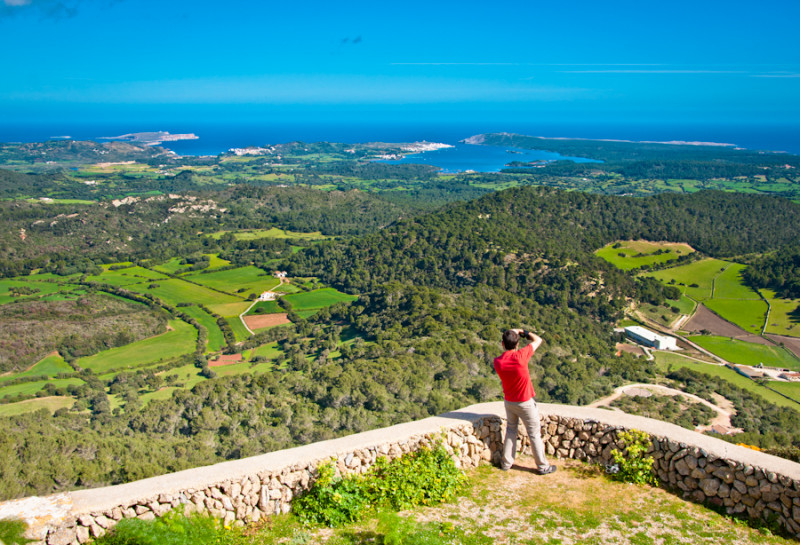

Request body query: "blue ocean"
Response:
[1, 120, 798, 172]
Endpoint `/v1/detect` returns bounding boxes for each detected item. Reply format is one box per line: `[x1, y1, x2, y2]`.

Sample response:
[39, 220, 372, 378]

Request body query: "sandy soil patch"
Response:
[209, 353, 243, 367]
[243, 313, 290, 330]
[615, 343, 646, 357]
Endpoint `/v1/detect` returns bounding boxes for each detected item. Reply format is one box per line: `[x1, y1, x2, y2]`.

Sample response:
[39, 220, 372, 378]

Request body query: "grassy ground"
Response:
[180, 305, 226, 352]
[654, 352, 800, 410]
[86, 265, 169, 286]
[0, 396, 74, 417]
[0, 278, 73, 305]
[77, 319, 197, 374]
[208, 228, 328, 241]
[284, 288, 358, 311]
[226, 458, 793, 545]
[761, 289, 800, 337]
[704, 299, 769, 335]
[247, 300, 283, 314]
[765, 381, 800, 404]
[187, 266, 279, 296]
[0, 378, 84, 402]
[131, 278, 242, 307]
[595, 240, 695, 271]
[0, 353, 72, 384]
[645, 258, 729, 301]
[688, 335, 800, 370]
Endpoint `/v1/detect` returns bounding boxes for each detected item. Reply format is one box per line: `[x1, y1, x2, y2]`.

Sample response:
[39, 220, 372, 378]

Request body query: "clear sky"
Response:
[1, 0, 799, 129]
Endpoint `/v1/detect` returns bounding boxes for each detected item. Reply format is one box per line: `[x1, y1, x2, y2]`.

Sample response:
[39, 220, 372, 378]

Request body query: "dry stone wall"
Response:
[3, 402, 800, 543]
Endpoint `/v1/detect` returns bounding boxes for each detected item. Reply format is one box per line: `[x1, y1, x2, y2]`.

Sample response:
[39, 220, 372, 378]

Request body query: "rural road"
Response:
[589, 383, 740, 434]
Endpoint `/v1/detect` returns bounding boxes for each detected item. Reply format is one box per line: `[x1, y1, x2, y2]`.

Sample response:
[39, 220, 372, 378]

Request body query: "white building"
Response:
[258, 291, 276, 301]
[624, 326, 678, 351]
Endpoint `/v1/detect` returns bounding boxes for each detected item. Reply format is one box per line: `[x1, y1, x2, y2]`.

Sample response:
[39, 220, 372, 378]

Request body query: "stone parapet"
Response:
[3, 402, 800, 543]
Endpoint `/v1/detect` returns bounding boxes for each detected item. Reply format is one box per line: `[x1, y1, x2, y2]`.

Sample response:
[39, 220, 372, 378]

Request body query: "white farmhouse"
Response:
[624, 326, 678, 351]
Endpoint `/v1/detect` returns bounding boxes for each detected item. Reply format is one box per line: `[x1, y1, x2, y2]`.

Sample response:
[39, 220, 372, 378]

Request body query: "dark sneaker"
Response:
[535, 465, 557, 475]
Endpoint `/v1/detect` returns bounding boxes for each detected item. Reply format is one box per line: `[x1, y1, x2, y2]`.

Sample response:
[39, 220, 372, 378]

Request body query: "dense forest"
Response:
[3, 187, 800, 499]
[743, 245, 800, 299]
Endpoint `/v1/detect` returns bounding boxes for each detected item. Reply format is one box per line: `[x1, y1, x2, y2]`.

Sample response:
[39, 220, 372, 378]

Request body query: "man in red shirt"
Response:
[493, 328, 556, 474]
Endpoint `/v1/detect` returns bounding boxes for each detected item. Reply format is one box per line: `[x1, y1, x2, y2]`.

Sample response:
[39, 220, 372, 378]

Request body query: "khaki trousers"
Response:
[502, 398, 550, 470]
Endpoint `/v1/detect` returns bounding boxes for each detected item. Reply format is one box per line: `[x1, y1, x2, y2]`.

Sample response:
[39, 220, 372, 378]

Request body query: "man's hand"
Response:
[516, 328, 543, 351]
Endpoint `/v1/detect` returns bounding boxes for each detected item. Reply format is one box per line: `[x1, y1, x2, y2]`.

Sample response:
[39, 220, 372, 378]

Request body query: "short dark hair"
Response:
[502, 329, 520, 350]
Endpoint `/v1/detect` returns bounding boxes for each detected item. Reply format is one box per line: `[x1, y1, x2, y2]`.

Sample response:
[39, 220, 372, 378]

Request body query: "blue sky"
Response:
[1, 0, 799, 128]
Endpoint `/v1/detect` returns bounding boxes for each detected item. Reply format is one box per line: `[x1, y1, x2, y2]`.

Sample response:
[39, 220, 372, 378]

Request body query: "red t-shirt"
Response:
[493, 343, 536, 402]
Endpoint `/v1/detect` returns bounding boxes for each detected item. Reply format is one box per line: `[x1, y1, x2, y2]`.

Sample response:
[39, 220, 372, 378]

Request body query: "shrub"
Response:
[293, 441, 466, 527]
[0, 519, 34, 545]
[93, 508, 225, 545]
[607, 429, 658, 486]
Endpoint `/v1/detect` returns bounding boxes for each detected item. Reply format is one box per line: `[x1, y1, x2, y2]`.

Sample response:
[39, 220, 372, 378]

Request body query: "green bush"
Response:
[93, 509, 228, 545]
[608, 429, 658, 486]
[0, 519, 34, 545]
[293, 441, 466, 527]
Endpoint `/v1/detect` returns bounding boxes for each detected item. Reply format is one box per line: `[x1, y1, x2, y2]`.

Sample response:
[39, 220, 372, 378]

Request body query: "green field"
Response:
[247, 300, 283, 315]
[595, 240, 695, 270]
[0, 396, 74, 417]
[130, 278, 242, 307]
[654, 352, 800, 410]
[0, 353, 73, 385]
[713, 264, 760, 299]
[645, 258, 730, 301]
[0, 378, 84, 402]
[284, 287, 358, 311]
[0, 278, 73, 305]
[186, 266, 278, 295]
[250, 342, 283, 360]
[77, 319, 197, 373]
[766, 381, 800, 405]
[704, 299, 768, 335]
[208, 228, 328, 241]
[86, 265, 169, 286]
[180, 305, 226, 352]
[761, 289, 800, 337]
[151, 254, 231, 275]
[688, 335, 800, 370]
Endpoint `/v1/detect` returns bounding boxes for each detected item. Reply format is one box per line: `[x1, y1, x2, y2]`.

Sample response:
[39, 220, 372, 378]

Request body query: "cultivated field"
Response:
[86, 265, 169, 287]
[689, 335, 800, 370]
[654, 352, 800, 410]
[284, 287, 358, 311]
[0, 353, 71, 384]
[187, 266, 278, 295]
[0, 377, 84, 403]
[243, 313, 290, 330]
[131, 278, 242, 307]
[180, 305, 226, 352]
[77, 319, 197, 374]
[208, 228, 327, 241]
[595, 240, 695, 270]
[645, 258, 729, 301]
[0, 396, 75, 417]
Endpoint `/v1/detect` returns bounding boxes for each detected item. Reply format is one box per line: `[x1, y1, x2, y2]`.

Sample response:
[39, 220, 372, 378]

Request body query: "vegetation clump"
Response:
[293, 441, 466, 527]
[607, 429, 658, 486]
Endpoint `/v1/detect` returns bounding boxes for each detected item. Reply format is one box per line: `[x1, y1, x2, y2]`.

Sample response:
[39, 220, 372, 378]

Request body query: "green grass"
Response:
[688, 335, 800, 370]
[0, 378, 84, 402]
[0, 278, 71, 305]
[645, 258, 729, 301]
[129, 278, 242, 307]
[228, 316, 252, 342]
[761, 289, 800, 337]
[186, 266, 279, 295]
[713, 264, 761, 299]
[0, 353, 73, 384]
[247, 300, 283, 314]
[704, 299, 769, 335]
[86, 265, 169, 286]
[595, 240, 695, 271]
[654, 351, 800, 410]
[250, 342, 283, 360]
[213, 359, 274, 378]
[77, 319, 197, 373]
[151, 257, 192, 276]
[180, 305, 226, 352]
[284, 288, 357, 311]
[0, 396, 74, 416]
[207, 227, 328, 241]
[766, 381, 800, 404]
[205, 254, 231, 270]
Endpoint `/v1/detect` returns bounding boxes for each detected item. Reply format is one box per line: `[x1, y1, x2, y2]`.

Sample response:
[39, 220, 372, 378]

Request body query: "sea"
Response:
[1, 120, 798, 172]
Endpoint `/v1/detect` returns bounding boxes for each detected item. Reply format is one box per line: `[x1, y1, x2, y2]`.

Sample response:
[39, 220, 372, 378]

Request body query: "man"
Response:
[493, 328, 556, 475]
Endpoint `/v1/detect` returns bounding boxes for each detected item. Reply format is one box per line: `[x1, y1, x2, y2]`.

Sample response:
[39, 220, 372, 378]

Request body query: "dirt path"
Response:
[239, 276, 287, 335]
[588, 383, 740, 433]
